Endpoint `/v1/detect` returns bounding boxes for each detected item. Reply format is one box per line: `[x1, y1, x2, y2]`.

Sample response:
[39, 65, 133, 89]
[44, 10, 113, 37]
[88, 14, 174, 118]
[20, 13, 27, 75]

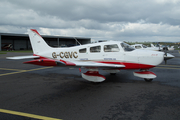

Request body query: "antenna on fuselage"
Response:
[74, 37, 81, 45]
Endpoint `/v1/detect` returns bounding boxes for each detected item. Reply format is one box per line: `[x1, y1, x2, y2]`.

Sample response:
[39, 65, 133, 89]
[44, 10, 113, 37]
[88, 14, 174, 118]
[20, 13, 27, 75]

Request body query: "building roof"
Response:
[0, 32, 91, 40]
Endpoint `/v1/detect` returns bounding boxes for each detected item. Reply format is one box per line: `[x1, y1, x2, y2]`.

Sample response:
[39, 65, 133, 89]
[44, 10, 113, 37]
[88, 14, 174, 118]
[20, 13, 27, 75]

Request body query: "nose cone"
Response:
[164, 53, 175, 60]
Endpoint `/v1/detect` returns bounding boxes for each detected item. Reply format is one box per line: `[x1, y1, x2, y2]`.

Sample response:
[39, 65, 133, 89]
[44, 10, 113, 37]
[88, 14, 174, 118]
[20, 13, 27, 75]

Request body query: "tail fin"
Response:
[151, 44, 155, 48]
[28, 29, 51, 55]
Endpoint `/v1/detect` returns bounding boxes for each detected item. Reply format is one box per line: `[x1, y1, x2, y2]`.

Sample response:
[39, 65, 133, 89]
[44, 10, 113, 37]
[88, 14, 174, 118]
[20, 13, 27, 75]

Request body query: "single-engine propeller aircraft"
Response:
[7, 29, 174, 82]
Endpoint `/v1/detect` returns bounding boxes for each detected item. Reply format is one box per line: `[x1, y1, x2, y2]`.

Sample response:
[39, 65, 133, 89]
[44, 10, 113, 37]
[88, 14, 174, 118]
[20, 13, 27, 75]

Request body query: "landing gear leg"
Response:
[110, 73, 116, 75]
[144, 78, 153, 82]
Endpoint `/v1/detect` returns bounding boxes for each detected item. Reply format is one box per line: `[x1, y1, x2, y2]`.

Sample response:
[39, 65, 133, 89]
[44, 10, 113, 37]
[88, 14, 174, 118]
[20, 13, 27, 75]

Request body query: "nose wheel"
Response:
[144, 78, 153, 82]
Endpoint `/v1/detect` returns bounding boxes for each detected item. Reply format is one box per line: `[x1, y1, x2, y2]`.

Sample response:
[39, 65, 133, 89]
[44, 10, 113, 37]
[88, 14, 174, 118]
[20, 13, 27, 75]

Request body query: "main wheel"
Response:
[144, 78, 153, 82]
[110, 73, 116, 75]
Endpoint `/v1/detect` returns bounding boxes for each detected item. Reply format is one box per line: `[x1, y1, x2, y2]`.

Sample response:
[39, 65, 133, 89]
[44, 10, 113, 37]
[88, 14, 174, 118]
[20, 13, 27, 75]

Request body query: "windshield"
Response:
[121, 43, 135, 51]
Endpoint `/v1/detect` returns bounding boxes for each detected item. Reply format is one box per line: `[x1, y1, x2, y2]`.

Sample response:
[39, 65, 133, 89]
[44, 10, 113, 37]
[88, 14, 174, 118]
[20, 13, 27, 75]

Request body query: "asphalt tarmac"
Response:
[0, 51, 180, 120]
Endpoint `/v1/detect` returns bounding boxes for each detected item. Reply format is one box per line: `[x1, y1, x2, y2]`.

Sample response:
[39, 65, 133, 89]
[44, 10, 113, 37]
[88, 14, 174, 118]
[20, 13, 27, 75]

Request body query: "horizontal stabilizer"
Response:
[6, 56, 40, 60]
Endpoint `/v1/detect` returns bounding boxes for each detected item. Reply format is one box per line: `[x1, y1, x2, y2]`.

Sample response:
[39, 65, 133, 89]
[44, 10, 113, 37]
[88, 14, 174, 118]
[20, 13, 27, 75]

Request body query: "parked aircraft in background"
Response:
[132, 44, 175, 51]
[168, 46, 175, 51]
[151, 44, 175, 51]
[131, 44, 174, 61]
[7, 29, 174, 82]
[1, 43, 13, 51]
[131, 44, 159, 51]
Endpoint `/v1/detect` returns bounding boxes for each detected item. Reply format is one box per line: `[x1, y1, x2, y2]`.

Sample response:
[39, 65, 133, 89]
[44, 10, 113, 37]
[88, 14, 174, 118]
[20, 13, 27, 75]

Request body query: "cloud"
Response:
[0, 0, 180, 42]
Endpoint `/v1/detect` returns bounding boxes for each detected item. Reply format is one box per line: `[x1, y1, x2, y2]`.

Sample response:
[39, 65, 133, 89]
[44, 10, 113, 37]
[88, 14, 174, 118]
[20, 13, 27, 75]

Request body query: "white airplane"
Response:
[131, 44, 159, 51]
[7, 29, 173, 82]
[151, 44, 175, 51]
[131, 44, 174, 61]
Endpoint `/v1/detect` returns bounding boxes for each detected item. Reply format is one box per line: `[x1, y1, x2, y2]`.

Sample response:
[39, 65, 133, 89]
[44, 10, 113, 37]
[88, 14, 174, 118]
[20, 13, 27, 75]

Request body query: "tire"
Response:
[144, 78, 153, 82]
[110, 73, 116, 75]
[163, 47, 168, 51]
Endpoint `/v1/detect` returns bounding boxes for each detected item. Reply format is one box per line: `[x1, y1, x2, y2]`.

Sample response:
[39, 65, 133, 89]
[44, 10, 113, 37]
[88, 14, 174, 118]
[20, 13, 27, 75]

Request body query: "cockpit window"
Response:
[121, 43, 135, 51]
[90, 46, 101, 53]
[142, 45, 147, 48]
[104, 44, 119, 52]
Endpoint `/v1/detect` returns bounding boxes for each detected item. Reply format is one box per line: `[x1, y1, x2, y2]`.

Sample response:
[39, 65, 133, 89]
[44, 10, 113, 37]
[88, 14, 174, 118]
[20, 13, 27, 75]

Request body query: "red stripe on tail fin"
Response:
[31, 29, 42, 38]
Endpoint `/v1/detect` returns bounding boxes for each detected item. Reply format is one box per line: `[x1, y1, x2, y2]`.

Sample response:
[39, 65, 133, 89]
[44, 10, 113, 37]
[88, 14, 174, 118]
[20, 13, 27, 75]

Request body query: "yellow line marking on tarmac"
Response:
[0, 67, 53, 77]
[0, 108, 62, 120]
[178, 51, 180, 54]
[158, 65, 180, 67]
[156, 67, 180, 70]
[0, 68, 24, 71]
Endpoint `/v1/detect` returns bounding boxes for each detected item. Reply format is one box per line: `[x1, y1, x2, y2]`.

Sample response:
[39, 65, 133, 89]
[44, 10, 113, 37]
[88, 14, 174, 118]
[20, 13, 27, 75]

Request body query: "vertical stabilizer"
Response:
[28, 29, 51, 55]
[151, 44, 155, 48]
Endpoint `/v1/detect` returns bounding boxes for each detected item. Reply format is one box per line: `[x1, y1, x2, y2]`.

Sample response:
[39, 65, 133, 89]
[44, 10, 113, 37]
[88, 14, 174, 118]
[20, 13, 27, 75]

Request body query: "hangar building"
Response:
[0, 32, 91, 51]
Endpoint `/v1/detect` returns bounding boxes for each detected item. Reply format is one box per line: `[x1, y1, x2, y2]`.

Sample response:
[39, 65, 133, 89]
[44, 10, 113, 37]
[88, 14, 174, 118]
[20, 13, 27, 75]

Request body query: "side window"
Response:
[142, 45, 147, 48]
[104, 44, 119, 52]
[90, 46, 101, 53]
[79, 48, 86, 53]
[121, 43, 135, 51]
[135, 46, 141, 49]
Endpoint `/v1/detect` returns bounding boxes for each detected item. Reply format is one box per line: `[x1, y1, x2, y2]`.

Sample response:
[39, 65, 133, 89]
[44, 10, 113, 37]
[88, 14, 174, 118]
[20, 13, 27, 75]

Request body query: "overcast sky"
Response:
[0, 0, 180, 42]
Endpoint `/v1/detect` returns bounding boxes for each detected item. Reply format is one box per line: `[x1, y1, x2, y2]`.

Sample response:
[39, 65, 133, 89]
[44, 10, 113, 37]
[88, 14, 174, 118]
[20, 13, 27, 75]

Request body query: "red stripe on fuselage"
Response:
[32, 55, 155, 69]
[32, 54, 76, 66]
[24, 54, 57, 66]
[60, 59, 76, 66]
[24, 59, 57, 66]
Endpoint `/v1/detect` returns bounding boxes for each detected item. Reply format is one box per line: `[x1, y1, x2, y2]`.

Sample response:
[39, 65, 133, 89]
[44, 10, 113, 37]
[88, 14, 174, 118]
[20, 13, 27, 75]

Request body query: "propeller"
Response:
[164, 47, 168, 64]
[164, 58, 167, 64]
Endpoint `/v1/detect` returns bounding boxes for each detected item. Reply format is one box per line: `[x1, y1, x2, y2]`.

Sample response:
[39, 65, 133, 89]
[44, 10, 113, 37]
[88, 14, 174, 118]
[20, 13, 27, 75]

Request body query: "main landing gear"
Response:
[81, 69, 106, 82]
[144, 78, 153, 82]
[81, 69, 120, 82]
[110, 73, 116, 75]
[133, 70, 156, 82]
[80, 68, 156, 82]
